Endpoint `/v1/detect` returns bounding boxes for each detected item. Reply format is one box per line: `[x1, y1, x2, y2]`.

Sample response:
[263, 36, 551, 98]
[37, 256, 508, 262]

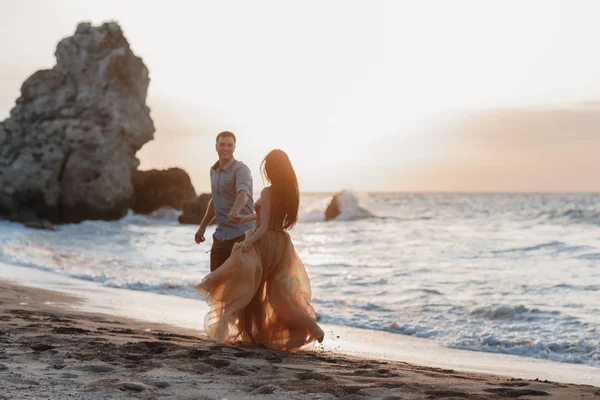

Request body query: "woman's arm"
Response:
[242, 213, 258, 222]
[230, 213, 258, 224]
[242, 188, 271, 249]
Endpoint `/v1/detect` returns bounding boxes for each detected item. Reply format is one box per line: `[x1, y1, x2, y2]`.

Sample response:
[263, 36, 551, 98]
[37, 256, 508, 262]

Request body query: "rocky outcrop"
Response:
[325, 191, 372, 221]
[325, 193, 342, 221]
[0, 22, 154, 224]
[178, 194, 213, 225]
[131, 168, 196, 214]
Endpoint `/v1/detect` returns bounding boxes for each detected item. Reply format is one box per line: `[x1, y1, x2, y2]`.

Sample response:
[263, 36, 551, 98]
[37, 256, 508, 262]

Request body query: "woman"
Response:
[195, 149, 324, 350]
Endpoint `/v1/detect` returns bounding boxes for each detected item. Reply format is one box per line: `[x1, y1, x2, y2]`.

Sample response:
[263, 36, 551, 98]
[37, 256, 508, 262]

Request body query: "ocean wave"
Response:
[317, 310, 599, 366]
[298, 190, 375, 223]
[121, 208, 182, 225]
[389, 321, 444, 338]
[577, 252, 600, 260]
[332, 191, 374, 221]
[556, 284, 598, 291]
[311, 298, 392, 313]
[104, 280, 200, 299]
[469, 305, 560, 321]
[0, 253, 201, 300]
[538, 208, 600, 226]
[491, 241, 592, 255]
[491, 241, 565, 253]
[451, 335, 600, 366]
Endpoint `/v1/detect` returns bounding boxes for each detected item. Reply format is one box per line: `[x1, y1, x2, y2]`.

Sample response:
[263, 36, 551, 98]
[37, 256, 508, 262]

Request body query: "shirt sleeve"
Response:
[235, 164, 252, 194]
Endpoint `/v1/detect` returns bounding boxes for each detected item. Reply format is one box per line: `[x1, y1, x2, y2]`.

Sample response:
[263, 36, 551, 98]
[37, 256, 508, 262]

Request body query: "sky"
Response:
[1, 0, 599, 192]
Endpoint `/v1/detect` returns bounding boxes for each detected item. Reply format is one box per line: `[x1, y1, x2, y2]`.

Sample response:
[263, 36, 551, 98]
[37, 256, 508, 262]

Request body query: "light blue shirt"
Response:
[210, 157, 255, 240]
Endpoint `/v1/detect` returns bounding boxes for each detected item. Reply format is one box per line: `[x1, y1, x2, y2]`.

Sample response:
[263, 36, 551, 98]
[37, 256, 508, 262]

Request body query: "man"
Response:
[195, 131, 255, 271]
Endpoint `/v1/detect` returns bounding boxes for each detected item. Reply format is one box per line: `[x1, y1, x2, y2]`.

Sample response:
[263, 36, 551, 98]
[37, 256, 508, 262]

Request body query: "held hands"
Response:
[240, 241, 251, 252]
[227, 213, 247, 225]
[234, 241, 251, 253]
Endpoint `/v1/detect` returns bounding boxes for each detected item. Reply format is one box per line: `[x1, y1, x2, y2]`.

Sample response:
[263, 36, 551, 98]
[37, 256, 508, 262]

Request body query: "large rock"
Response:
[325, 191, 372, 221]
[131, 168, 196, 214]
[325, 193, 342, 221]
[0, 22, 154, 223]
[178, 194, 213, 225]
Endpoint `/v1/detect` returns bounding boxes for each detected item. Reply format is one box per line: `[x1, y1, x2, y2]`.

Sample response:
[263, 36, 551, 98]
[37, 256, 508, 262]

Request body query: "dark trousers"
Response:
[210, 234, 246, 272]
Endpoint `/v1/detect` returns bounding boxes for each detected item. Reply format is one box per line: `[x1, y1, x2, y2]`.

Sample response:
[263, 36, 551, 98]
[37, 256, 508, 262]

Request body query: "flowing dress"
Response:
[195, 204, 324, 350]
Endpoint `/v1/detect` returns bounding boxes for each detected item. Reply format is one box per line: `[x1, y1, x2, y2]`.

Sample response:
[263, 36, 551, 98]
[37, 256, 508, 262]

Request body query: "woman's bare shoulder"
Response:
[260, 186, 272, 197]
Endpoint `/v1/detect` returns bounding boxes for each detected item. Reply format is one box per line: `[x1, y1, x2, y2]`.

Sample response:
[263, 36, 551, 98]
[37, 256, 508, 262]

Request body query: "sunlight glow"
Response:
[2, 1, 600, 191]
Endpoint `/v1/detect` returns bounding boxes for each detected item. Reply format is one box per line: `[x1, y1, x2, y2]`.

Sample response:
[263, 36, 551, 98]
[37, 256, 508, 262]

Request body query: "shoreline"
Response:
[1, 281, 599, 399]
[1, 262, 600, 387]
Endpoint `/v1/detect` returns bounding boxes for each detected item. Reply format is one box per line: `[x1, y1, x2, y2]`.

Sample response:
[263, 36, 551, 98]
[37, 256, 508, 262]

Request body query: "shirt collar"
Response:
[212, 157, 236, 172]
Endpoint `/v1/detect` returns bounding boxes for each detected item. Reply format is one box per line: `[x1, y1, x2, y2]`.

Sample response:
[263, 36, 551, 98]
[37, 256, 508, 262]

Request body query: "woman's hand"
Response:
[233, 241, 251, 253]
[240, 241, 251, 252]
[229, 214, 248, 224]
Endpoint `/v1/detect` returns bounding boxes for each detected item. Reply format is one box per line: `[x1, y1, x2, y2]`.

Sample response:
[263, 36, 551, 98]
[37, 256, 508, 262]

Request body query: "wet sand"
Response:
[1, 281, 599, 399]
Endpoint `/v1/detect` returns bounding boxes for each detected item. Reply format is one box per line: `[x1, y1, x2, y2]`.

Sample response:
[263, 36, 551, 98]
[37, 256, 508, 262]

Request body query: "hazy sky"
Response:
[1, 1, 599, 192]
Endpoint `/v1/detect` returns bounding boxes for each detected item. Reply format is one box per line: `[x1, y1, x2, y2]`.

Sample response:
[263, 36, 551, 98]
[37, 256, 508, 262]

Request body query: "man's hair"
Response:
[216, 131, 236, 144]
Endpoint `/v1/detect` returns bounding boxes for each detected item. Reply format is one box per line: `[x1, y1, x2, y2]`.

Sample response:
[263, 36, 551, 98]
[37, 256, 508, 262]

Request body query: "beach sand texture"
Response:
[1, 282, 598, 399]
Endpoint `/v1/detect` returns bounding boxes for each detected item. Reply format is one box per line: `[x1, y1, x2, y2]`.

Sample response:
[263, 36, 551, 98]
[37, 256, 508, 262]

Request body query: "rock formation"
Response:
[325, 191, 372, 221]
[325, 193, 342, 221]
[131, 168, 196, 214]
[0, 22, 154, 224]
[178, 194, 213, 225]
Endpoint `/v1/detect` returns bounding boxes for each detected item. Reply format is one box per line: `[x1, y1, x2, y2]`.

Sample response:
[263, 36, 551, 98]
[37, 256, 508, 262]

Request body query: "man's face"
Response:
[216, 136, 235, 163]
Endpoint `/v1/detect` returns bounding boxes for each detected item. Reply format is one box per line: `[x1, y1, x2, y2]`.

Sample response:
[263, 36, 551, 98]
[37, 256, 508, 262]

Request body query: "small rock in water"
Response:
[24, 220, 55, 231]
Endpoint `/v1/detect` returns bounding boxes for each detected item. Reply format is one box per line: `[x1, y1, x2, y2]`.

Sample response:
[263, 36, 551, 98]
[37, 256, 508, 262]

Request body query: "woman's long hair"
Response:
[261, 149, 299, 230]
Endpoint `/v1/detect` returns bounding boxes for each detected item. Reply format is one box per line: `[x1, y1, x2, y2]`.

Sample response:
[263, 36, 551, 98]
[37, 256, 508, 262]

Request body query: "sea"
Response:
[1, 192, 599, 368]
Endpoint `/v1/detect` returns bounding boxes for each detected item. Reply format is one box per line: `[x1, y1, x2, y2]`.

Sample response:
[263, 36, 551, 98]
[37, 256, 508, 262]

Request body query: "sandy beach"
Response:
[1, 281, 598, 400]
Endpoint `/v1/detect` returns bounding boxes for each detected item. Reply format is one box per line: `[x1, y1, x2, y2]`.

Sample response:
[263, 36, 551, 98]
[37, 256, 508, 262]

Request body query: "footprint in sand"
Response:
[352, 368, 398, 378]
[484, 388, 550, 397]
[29, 343, 54, 352]
[52, 326, 90, 334]
[297, 371, 332, 381]
[203, 357, 231, 368]
[73, 363, 117, 373]
[118, 382, 147, 392]
[497, 381, 531, 387]
[251, 384, 279, 395]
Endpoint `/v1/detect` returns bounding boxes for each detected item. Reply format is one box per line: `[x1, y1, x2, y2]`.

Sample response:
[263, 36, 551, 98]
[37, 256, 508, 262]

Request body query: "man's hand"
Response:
[195, 227, 206, 243]
[229, 214, 248, 224]
[227, 212, 240, 224]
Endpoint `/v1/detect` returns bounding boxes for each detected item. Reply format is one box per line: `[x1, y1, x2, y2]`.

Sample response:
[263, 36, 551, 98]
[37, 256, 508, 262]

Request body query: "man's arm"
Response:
[195, 198, 215, 243]
[227, 163, 252, 222]
[227, 191, 248, 221]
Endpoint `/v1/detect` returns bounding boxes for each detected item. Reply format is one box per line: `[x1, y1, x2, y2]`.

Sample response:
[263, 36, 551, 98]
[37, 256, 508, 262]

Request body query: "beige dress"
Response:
[195, 203, 324, 350]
